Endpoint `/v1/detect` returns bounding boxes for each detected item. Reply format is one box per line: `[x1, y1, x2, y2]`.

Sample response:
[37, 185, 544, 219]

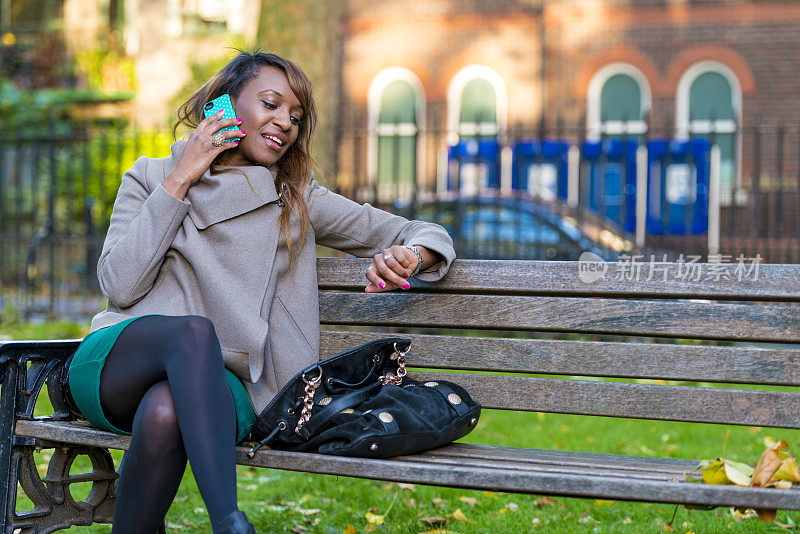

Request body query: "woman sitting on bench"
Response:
[66, 50, 455, 533]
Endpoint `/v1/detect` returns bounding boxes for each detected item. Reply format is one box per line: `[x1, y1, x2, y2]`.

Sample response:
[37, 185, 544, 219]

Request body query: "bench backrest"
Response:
[317, 258, 800, 429]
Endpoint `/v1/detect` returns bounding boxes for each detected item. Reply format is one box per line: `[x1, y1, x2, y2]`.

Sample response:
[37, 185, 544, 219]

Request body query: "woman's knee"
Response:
[132, 384, 183, 455]
[172, 315, 220, 352]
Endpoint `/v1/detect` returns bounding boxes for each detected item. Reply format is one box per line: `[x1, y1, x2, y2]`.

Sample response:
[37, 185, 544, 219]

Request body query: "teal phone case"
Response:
[203, 94, 240, 143]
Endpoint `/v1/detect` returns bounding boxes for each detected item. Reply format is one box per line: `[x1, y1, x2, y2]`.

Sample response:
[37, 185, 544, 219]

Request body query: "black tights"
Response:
[98, 315, 239, 533]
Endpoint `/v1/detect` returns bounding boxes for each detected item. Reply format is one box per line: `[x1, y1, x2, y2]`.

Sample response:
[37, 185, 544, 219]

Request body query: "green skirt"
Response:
[68, 314, 256, 444]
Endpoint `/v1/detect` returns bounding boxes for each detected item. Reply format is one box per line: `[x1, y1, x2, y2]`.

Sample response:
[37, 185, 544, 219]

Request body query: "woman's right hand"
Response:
[163, 111, 246, 200]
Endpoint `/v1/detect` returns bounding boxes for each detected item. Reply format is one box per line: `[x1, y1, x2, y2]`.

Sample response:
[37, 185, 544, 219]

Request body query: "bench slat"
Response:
[16, 421, 800, 511]
[412, 372, 800, 428]
[320, 331, 800, 386]
[317, 258, 800, 301]
[319, 292, 800, 343]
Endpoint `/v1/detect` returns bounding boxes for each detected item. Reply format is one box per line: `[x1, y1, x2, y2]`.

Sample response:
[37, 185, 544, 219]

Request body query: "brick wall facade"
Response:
[337, 0, 800, 187]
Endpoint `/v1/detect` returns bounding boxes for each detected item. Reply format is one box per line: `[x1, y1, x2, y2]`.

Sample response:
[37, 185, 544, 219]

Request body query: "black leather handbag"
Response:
[248, 338, 481, 458]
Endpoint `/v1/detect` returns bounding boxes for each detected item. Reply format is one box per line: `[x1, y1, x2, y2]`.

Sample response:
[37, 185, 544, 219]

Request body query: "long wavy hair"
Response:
[173, 50, 317, 271]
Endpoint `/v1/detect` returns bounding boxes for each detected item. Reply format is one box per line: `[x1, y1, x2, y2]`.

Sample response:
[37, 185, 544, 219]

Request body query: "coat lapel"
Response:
[186, 165, 280, 230]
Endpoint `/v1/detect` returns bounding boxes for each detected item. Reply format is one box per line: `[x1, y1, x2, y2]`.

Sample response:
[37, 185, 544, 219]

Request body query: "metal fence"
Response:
[1, 119, 798, 320]
[0, 120, 173, 319]
[336, 120, 800, 264]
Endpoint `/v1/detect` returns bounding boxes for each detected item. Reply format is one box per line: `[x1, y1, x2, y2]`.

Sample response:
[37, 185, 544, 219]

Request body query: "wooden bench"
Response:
[2, 257, 800, 532]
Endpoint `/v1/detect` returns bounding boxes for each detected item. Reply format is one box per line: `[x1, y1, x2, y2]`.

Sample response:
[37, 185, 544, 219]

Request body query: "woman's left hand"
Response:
[365, 245, 419, 292]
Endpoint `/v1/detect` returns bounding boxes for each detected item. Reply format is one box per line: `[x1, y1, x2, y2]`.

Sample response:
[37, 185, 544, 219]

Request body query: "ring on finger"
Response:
[383, 254, 394, 262]
[211, 132, 225, 147]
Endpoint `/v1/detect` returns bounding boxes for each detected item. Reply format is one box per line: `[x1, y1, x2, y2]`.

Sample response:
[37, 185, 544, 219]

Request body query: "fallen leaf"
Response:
[296, 508, 322, 516]
[417, 530, 456, 534]
[701, 459, 753, 486]
[342, 525, 356, 534]
[457, 496, 478, 506]
[756, 508, 777, 522]
[662, 525, 673, 532]
[622, 517, 633, 524]
[397, 483, 416, 491]
[731, 508, 756, 520]
[506, 502, 519, 511]
[594, 499, 613, 506]
[767, 480, 794, 490]
[365, 512, 385, 525]
[420, 517, 446, 526]
[450, 509, 474, 523]
[774, 456, 800, 483]
[290, 527, 305, 534]
[533, 496, 556, 507]
[752, 440, 786, 487]
[774, 520, 799, 529]
[531, 517, 541, 527]
[725, 460, 754, 485]
[432, 498, 446, 508]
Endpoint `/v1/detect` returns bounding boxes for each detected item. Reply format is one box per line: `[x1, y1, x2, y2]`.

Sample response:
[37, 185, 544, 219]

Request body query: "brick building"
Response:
[335, 0, 800, 253]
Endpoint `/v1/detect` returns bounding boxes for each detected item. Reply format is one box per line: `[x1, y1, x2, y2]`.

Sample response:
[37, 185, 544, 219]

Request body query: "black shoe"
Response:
[214, 510, 255, 534]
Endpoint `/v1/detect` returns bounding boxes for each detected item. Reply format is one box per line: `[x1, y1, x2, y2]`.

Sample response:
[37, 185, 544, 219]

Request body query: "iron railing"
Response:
[1, 119, 798, 319]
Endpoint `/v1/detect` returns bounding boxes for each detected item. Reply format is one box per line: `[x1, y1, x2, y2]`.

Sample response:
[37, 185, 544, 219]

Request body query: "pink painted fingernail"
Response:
[236, 118, 243, 123]
[402, 282, 410, 290]
[378, 281, 385, 289]
[240, 130, 246, 135]
[404, 273, 410, 278]
[233, 141, 239, 146]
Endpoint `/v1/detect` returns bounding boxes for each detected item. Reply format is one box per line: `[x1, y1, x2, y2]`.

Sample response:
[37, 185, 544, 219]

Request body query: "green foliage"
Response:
[0, 79, 71, 126]
[74, 48, 136, 93]
[0, 313, 88, 339]
[0, 299, 22, 329]
[0, 80, 135, 131]
[5, 123, 173, 236]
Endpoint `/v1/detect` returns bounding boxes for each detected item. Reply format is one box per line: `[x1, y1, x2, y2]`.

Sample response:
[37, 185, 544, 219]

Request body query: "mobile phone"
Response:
[203, 93, 240, 143]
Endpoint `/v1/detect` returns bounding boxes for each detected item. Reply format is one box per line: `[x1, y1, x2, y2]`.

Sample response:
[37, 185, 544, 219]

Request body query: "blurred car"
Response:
[395, 196, 609, 260]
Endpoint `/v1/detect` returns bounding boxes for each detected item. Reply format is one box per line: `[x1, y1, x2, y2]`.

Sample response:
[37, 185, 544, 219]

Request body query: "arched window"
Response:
[459, 78, 497, 139]
[447, 65, 507, 144]
[677, 62, 741, 200]
[367, 68, 425, 199]
[587, 64, 650, 141]
[376, 80, 417, 184]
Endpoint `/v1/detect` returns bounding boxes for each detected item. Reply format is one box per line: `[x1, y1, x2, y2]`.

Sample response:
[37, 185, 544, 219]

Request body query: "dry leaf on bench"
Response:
[750, 439, 799, 522]
[701, 458, 753, 486]
[752, 439, 787, 487]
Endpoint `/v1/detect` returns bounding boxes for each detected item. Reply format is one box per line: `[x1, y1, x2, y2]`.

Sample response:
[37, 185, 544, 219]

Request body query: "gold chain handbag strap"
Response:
[379, 342, 410, 386]
[294, 367, 322, 434]
[294, 341, 411, 435]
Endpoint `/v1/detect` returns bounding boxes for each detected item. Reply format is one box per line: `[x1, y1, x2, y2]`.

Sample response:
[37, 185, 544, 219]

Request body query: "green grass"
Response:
[6, 321, 800, 533]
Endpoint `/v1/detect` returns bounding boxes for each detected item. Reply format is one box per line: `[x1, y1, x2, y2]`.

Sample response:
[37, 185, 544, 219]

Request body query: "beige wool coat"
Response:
[90, 140, 455, 413]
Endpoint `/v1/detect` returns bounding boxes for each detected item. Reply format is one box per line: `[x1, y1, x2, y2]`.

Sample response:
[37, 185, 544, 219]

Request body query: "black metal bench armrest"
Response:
[0, 339, 83, 420]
